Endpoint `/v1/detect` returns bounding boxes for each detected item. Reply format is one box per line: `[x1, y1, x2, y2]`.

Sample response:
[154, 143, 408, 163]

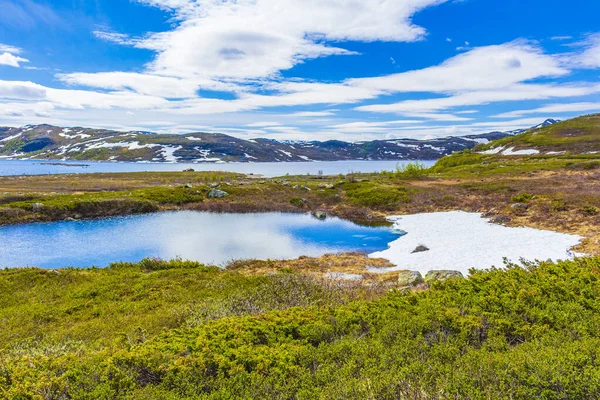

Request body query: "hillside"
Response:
[0, 122, 545, 163]
[476, 114, 600, 156]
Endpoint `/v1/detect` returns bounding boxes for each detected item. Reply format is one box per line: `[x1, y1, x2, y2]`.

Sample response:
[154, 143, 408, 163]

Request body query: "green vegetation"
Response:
[343, 181, 412, 209]
[3, 257, 600, 398]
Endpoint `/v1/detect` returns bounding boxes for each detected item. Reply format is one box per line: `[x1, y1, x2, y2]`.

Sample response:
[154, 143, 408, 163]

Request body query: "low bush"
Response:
[3, 257, 600, 398]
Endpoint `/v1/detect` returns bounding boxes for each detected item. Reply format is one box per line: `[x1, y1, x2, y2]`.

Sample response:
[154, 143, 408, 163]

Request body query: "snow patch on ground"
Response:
[85, 141, 159, 150]
[0, 133, 22, 142]
[298, 155, 312, 161]
[480, 146, 504, 155]
[186, 136, 202, 141]
[469, 138, 490, 145]
[502, 147, 540, 156]
[278, 149, 293, 158]
[369, 211, 583, 276]
[160, 145, 182, 162]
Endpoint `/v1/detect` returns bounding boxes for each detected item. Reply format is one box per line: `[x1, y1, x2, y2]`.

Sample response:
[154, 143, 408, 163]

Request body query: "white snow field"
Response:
[369, 211, 583, 276]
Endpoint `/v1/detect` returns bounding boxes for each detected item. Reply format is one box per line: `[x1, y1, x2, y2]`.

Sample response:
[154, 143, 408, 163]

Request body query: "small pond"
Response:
[0, 211, 402, 269]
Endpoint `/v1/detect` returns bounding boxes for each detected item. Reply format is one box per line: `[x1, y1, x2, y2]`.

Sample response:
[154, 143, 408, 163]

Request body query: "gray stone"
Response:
[412, 245, 430, 253]
[209, 183, 220, 188]
[282, 182, 291, 187]
[424, 270, 464, 284]
[490, 215, 511, 225]
[397, 271, 424, 287]
[313, 211, 327, 220]
[207, 189, 229, 199]
[184, 183, 193, 189]
[32, 203, 44, 212]
[301, 186, 311, 191]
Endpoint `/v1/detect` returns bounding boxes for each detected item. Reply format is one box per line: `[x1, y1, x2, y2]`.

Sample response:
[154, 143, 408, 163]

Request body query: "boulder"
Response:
[282, 182, 291, 187]
[425, 270, 464, 284]
[32, 203, 44, 212]
[301, 186, 311, 191]
[207, 189, 229, 199]
[397, 271, 424, 287]
[209, 183, 220, 188]
[511, 203, 528, 211]
[490, 215, 511, 225]
[183, 183, 193, 188]
[412, 245, 430, 253]
[313, 211, 327, 220]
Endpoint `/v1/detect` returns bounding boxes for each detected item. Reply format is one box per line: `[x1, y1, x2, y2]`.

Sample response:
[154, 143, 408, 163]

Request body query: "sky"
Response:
[0, 0, 599, 141]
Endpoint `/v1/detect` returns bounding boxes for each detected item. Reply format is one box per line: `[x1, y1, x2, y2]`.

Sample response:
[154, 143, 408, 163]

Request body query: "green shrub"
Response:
[289, 198, 306, 208]
[344, 182, 411, 209]
[511, 193, 534, 203]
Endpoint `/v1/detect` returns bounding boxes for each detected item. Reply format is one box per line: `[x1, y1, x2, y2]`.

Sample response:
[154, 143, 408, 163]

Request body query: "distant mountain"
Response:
[0, 120, 559, 163]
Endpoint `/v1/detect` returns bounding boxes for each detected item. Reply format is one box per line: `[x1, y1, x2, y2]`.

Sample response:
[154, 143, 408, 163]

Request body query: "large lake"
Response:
[0, 159, 436, 177]
[0, 211, 402, 269]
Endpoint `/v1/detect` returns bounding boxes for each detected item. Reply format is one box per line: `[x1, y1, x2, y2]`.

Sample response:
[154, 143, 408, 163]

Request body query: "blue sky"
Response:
[0, 0, 599, 141]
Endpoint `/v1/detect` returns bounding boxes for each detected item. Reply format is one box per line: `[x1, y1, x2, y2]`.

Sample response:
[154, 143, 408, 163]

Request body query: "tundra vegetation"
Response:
[2, 114, 600, 398]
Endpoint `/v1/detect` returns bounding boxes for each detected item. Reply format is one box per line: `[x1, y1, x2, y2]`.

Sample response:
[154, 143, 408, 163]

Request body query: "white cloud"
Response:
[102, 0, 449, 81]
[350, 41, 567, 93]
[550, 36, 573, 41]
[93, 30, 141, 46]
[0, 52, 29, 67]
[569, 34, 600, 69]
[59, 72, 233, 98]
[0, 43, 22, 54]
[493, 102, 600, 118]
[0, 80, 46, 99]
[356, 83, 600, 115]
[291, 111, 336, 117]
[246, 121, 283, 127]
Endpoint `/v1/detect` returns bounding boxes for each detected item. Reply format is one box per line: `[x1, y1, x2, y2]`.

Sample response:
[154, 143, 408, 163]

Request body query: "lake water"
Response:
[0, 159, 436, 178]
[0, 211, 402, 269]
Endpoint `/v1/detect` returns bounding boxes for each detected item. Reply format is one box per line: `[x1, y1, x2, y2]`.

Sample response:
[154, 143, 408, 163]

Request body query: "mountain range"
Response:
[0, 120, 559, 163]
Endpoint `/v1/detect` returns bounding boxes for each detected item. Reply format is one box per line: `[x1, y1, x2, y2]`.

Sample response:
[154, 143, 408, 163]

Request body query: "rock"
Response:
[411, 245, 430, 253]
[313, 211, 327, 220]
[301, 186, 311, 191]
[32, 203, 44, 212]
[207, 189, 229, 199]
[318, 183, 335, 189]
[282, 182, 291, 187]
[293, 185, 299, 190]
[397, 271, 424, 287]
[333, 194, 341, 200]
[490, 215, 511, 225]
[209, 183, 220, 188]
[424, 270, 464, 284]
[182, 168, 195, 172]
[184, 183, 193, 189]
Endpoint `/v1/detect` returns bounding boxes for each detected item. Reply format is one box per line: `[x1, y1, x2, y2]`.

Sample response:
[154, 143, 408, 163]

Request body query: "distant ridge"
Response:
[0, 120, 559, 163]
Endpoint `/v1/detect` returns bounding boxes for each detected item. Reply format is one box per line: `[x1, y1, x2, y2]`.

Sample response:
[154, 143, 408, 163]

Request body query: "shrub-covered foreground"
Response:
[3, 257, 600, 398]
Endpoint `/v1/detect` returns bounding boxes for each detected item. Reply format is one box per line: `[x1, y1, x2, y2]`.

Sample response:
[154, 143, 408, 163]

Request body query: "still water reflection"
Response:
[0, 211, 402, 269]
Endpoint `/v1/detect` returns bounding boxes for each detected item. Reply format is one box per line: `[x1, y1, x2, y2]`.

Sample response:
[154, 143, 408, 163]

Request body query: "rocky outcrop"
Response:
[207, 189, 229, 199]
[397, 271, 424, 287]
[424, 270, 464, 284]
